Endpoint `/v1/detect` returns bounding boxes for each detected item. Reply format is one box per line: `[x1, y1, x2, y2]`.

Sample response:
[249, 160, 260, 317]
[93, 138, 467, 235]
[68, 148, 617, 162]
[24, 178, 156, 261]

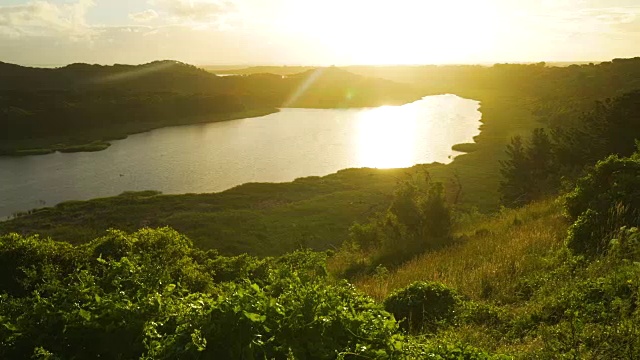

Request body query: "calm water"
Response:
[0, 94, 481, 219]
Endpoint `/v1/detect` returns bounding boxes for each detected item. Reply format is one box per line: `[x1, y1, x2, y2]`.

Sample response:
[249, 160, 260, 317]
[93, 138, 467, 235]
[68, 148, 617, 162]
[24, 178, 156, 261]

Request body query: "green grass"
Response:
[1, 167, 422, 255]
[341, 196, 640, 358]
[348, 199, 568, 302]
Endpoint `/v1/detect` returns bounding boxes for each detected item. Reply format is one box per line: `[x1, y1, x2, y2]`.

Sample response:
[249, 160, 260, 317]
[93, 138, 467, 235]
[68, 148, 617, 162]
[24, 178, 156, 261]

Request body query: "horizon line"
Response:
[2, 58, 623, 69]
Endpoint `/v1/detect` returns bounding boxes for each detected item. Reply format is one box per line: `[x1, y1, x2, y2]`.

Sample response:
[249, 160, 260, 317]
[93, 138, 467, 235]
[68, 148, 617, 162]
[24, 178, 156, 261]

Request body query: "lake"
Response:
[0, 94, 481, 219]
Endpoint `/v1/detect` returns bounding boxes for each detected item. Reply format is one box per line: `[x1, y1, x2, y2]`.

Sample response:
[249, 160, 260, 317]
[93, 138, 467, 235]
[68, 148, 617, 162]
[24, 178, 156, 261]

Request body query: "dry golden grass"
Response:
[352, 199, 569, 302]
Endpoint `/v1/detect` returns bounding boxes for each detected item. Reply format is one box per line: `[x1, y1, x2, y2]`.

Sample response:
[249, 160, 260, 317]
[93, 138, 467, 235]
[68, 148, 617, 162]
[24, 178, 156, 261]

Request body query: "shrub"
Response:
[384, 281, 460, 333]
[565, 208, 603, 256]
[499, 129, 558, 207]
[608, 226, 640, 260]
[0, 229, 410, 359]
[460, 302, 507, 328]
[405, 339, 508, 360]
[564, 153, 640, 255]
[347, 171, 454, 267]
[0, 233, 77, 297]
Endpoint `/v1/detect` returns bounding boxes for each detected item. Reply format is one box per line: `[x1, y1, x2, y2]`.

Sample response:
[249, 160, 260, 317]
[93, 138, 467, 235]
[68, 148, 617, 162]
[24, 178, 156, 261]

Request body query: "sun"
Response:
[275, 0, 502, 65]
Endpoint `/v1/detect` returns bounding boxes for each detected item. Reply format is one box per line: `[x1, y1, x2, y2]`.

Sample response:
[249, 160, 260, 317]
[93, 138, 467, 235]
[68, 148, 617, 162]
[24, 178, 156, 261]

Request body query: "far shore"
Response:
[0, 108, 280, 157]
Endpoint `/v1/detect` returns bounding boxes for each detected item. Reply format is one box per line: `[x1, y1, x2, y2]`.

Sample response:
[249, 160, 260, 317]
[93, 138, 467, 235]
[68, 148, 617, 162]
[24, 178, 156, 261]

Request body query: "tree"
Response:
[500, 129, 559, 207]
[499, 136, 529, 206]
[349, 171, 453, 265]
[527, 128, 557, 199]
[552, 90, 640, 171]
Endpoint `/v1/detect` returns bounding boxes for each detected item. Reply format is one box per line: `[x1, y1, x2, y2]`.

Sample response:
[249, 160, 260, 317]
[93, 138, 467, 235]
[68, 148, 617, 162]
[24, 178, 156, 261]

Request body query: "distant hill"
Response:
[282, 67, 422, 107]
[204, 65, 316, 76]
[0, 60, 227, 93]
[0, 60, 422, 108]
[0, 60, 424, 155]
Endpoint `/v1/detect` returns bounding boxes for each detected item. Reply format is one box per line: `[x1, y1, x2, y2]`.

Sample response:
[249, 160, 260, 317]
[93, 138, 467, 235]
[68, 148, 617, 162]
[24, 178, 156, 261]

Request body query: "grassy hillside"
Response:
[0, 105, 278, 156]
[3, 192, 639, 358]
[336, 196, 639, 358]
[349, 199, 567, 302]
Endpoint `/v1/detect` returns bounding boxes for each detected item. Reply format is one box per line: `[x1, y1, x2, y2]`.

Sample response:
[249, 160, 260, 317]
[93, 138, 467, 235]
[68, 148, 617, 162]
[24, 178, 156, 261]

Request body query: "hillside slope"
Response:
[347, 197, 640, 358]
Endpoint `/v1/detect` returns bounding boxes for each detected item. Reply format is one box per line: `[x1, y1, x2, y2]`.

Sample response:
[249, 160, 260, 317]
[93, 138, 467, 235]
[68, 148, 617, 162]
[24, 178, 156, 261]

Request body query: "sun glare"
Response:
[278, 0, 502, 64]
[355, 105, 419, 168]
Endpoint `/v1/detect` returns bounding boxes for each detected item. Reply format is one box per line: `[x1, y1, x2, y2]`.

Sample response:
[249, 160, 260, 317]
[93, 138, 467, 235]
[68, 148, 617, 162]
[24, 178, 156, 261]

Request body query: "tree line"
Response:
[499, 89, 640, 207]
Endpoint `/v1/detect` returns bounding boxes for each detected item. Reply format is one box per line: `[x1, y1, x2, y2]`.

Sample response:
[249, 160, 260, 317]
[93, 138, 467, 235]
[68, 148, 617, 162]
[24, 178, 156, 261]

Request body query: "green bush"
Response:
[147, 277, 402, 359]
[608, 226, 640, 260]
[0, 229, 407, 359]
[0, 229, 514, 359]
[384, 281, 460, 333]
[564, 152, 640, 255]
[532, 268, 640, 359]
[347, 171, 454, 267]
[0, 233, 77, 297]
[460, 302, 508, 329]
[401, 338, 507, 359]
[565, 208, 603, 256]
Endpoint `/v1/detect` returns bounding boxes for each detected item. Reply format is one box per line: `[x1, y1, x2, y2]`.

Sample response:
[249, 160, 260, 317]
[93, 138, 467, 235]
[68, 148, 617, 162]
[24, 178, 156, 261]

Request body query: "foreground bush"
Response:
[564, 151, 640, 255]
[0, 228, 501, 359]
[384, 281, 460, 334]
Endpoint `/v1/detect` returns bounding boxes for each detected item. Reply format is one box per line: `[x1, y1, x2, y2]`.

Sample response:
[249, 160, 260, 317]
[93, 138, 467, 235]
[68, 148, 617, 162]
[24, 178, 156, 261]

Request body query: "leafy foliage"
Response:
[0, 227, 502, 359]
[500, 90, 640, 208]
[347, 172, 453, 267]
[384, 282, 460, 333]
[564, 151, 640, 255]
[552, 89, 640, 169]
[521, 228, 640, 359]
[499, 128, 557, 206]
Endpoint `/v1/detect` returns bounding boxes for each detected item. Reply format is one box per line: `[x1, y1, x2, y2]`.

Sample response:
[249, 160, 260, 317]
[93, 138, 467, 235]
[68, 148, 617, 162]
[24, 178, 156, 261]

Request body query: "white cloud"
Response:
[580, 7, 640, 26]
[129, 9, 160, 23]
[149, 0, 237, 25]
[0, 0, 96, 39]
[552, 6, 640, 35]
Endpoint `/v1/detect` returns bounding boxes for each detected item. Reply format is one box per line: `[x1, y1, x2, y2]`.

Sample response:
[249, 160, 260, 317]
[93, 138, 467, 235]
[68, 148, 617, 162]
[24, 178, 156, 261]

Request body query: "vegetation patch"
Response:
[451, 142, 479, 153]
[384, 281, 460, 333]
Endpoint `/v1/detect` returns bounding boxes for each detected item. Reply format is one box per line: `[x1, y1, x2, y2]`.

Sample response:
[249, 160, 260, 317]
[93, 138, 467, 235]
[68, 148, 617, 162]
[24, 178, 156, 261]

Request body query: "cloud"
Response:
[519, 4, 640, 40]
[129, 9, 160, 23]
[579, 7, 640, 26]
[562, 7, 639, 22]
[0, 0, 95, 39]
[149, 0, 237, 25]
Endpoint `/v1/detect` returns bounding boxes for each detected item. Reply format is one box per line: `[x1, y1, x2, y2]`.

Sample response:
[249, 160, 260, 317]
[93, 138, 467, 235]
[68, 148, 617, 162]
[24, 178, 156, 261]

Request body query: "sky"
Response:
[1, 0, 639, 66]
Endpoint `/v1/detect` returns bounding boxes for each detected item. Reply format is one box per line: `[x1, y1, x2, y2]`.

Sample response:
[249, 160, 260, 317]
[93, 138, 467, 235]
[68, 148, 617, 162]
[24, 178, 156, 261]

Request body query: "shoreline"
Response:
[0, 108, 280, 157]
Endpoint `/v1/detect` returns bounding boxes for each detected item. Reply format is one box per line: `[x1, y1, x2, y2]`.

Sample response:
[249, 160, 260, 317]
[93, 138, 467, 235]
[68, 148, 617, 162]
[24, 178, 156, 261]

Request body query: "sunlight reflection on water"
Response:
[356, 105, 420, 168]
